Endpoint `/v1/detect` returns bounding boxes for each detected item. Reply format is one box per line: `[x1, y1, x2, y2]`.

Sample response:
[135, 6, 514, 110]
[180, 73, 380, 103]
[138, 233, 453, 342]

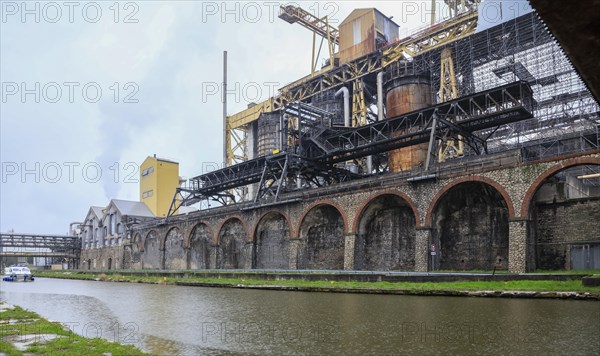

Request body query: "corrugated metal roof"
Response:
[109, 199, 155, 218]
[341, 8, 373, 25]
[85, 206, 104, 221]
[341, 8, 399, 28]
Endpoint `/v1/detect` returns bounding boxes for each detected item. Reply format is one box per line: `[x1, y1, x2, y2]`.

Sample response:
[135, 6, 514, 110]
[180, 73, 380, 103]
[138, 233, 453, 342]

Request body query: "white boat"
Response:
[3, 264, 34, 282]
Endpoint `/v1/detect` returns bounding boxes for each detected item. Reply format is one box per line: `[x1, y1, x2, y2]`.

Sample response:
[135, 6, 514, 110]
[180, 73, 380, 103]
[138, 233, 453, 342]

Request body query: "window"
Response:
[111, 214, 116, 235]
[142, 190, 154, 199]
[353, 19, 361, 45]
[141, 166, 154, 176]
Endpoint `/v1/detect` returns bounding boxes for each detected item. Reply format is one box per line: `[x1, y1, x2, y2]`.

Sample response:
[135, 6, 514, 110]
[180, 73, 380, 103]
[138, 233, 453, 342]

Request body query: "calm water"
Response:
[1, 278, 599, 355]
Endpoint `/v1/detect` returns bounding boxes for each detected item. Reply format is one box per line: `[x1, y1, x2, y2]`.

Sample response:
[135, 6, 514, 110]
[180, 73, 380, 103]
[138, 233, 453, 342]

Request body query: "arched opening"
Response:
[130, 234, 142, 269]
[107, 257, 112, 270]
[217, 218, 248, 269]
[189, 223, 212, 269]
[253, 212, 290, 269]
[143, 230, 161, 269]
[355, 194, 416, 271]
[528, 165, 600, 270]
[431, 182, 509, 271]
[123, 234, 142, 270]
[298, 204, 345, 270]
[164, 227, 185, 270]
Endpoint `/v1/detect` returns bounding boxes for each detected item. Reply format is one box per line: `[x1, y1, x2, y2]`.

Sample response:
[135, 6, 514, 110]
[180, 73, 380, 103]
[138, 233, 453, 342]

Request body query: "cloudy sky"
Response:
[0, 0, 532, 234]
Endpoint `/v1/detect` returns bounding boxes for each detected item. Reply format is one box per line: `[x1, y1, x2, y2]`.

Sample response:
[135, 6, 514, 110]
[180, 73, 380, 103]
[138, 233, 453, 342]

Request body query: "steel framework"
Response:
[0, 233, 81, 260]
[181, 11, 599, 216]
[169, 80, 534, 216]
[387, 12, 599, 162]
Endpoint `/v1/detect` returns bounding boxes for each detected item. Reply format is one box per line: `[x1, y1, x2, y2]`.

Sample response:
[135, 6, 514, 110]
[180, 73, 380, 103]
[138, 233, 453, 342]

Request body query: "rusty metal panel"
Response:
[339, 9, 376, 64]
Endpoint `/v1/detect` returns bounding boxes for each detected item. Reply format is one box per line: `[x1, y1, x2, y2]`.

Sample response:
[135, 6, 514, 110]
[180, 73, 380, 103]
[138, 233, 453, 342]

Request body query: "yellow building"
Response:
[139, 155, 180, 217]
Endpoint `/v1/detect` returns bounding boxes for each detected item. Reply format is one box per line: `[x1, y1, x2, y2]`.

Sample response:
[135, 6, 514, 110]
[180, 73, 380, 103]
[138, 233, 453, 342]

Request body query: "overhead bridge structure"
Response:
[170, 81, 534, 214]
[0, 233, 81, 265]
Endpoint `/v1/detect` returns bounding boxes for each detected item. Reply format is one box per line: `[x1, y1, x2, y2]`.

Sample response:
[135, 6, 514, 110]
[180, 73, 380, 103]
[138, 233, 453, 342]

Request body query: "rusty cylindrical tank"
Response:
[385, 74, 432, 172]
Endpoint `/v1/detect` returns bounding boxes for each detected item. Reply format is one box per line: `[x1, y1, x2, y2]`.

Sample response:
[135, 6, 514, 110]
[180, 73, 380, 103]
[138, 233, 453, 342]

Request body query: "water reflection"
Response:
[1, 278, 598, 355]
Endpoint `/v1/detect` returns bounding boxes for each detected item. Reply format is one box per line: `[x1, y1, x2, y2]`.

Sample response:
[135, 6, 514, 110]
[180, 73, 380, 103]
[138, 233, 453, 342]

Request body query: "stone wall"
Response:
[254, 213, 290, 269]
[430, 182, 509, 270]
[78, 152, 600, 273]
[533, 198, 600, 269]
[354, 195, 416, 271]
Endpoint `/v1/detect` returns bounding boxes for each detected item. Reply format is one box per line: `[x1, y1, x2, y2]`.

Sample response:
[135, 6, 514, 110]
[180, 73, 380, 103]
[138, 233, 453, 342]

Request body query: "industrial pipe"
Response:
[577, 173, 600, 179]
[335, 86, 350, 127]
[377, 71, 385, 121]
[69, 222, 83, 235]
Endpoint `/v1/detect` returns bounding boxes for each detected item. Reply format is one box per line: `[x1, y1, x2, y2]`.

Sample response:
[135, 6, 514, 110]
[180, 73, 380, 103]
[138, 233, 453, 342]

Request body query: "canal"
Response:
[1, 278, 598, 355]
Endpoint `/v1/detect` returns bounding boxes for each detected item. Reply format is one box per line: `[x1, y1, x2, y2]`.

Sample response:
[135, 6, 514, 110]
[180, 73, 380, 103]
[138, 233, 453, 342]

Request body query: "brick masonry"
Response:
[80, 152, 600, 273]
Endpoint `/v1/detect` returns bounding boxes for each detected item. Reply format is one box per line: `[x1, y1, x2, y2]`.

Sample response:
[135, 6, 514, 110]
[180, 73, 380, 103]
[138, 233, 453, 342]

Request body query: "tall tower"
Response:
[139, 155, 180, 217]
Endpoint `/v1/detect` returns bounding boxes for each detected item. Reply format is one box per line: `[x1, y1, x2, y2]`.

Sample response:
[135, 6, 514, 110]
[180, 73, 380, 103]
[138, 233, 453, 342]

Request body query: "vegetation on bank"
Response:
[32, 270, 600, 293]
[533, 269, 600, 275]
[0, 303, 145, 355]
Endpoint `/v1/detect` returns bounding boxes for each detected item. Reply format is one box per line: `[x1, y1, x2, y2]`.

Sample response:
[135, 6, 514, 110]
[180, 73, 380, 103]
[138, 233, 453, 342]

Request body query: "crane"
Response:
[278, 5, 339, 75]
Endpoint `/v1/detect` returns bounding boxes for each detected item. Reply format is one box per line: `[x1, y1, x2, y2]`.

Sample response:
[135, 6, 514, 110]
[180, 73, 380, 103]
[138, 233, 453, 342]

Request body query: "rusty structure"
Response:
[172, 4, 598, 212]
[80, 2, 600, 273]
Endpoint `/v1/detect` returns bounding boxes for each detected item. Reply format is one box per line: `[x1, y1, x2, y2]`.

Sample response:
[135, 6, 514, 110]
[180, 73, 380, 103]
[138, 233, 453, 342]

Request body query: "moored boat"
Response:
[2, 264, 34, 282]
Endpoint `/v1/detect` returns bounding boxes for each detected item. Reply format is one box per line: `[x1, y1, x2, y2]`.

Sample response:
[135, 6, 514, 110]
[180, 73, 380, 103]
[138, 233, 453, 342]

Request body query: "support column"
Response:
[415, 228, 431, 272]
[288, 239, 300, 269]
[243, 241, 254, 269]
[508, 218, 529, 273]
[209, 245, 218, 269]
[343, 234, 356, 270]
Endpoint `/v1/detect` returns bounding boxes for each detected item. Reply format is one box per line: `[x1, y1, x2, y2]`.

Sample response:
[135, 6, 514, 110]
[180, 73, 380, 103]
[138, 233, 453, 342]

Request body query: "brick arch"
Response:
[295, 199, 349, 239]
[251, 210, 293, 242]
[162, 226, 182, 250]
[140, 229, 158, 252]
[425, 176, 515, 227]
[184, 221, 213, 249]
[352, 189, 421, 233]
[520, 157, 600, 217]
[132, 233, 142, 243]
[216, 216, 249, 244]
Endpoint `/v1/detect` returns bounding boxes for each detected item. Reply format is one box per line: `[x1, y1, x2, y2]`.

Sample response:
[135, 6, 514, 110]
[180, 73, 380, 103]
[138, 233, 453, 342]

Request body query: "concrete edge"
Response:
[174, 281, 600, 300]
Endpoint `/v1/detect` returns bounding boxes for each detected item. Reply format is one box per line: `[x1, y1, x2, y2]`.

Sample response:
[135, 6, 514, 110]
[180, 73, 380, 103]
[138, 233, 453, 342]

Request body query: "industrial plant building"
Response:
[78, 2, 600, 273]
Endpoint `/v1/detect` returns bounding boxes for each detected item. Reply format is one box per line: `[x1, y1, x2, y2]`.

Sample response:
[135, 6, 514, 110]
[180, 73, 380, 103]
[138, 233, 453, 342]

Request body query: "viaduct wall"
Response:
[80, 152, 600, 273]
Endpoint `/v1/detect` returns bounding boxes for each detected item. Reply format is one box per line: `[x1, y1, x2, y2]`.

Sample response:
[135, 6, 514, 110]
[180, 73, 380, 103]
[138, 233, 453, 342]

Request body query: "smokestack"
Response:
[223, 50, 228, 167]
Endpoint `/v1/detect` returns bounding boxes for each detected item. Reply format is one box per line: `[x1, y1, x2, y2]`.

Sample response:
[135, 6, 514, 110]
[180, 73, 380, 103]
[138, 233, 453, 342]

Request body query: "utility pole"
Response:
[223, 50, 228, 168]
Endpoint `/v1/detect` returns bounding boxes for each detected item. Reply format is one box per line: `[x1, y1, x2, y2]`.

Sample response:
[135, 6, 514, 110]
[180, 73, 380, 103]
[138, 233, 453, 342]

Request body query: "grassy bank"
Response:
[33, 270, 600, 294]
[0, 302, 145, 355]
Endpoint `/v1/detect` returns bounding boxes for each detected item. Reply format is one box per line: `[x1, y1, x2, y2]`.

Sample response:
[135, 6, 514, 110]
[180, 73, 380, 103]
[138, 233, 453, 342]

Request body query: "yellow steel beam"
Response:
[382, 11, 478, 67]
[437, 47, 464, 162]
[351, 79, 368, 127]
[227, 98, 278, 129]
[227, 8, 479, 132]
[278, 5, 340, 45]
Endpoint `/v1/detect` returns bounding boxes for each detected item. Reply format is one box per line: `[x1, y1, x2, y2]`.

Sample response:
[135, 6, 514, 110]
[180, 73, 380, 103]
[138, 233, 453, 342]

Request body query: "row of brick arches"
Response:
[120, 158, 599, 271]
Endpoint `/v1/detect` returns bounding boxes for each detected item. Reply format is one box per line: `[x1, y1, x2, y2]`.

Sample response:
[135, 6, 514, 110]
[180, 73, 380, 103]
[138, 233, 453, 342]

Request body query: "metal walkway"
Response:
[169, 81, 534, 215]
[0, 233, 81, 260]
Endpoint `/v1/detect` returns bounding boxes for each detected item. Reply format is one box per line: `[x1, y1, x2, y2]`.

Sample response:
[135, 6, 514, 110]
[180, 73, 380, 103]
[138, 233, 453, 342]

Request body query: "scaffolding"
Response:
[385, 12, 599, 162]
[169, 12, 599, 216]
